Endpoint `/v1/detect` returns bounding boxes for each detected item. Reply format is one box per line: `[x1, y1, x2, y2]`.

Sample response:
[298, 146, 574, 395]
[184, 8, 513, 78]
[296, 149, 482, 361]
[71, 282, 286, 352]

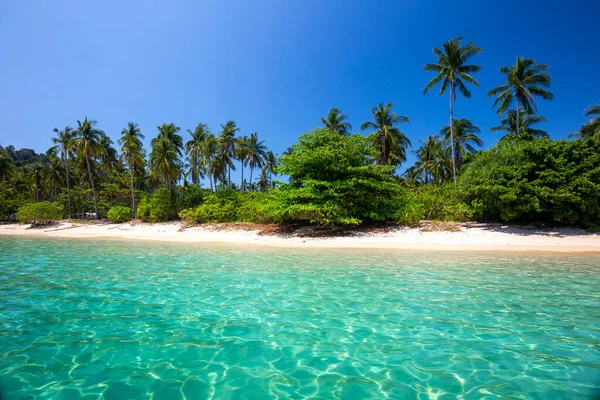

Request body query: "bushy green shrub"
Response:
[17, 202, 63, 223]
[136, 188, 174, 222]
[397, 185, 473, 226]
[459, 138, 600, 229]
[107, 206, 132, 223]
[0, 182, 28, 218]
[174, 185, 210, 212]
[179, 190, 241, 223]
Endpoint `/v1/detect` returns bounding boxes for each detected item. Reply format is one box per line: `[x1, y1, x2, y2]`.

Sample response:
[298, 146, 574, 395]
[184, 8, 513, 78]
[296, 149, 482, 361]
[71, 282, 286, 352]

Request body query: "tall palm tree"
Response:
[361, 102, 411, 166]
[150, 123, 183, 190]
[423, 36, 482, 184]
[264, 150, 277, 186]
[200, 133, 219, 192]
[43, 155, 66, 200]
[0, 151, 14, 182]
[98, 132, 117, 180]
[257, 167, 269, 192]
[440, 118, 483, 169]
[321, 108, 352, 136]
[218, 121, 239, 188]
[185, 123, 211, 186]
[412, 135, 444, 185]
[119, 122, 145, 217]
[487, 57, 553, 137]
[570, 105, 600, 142]
[246, 132, 268, 190]
[52, 126, 74, 218]
[235, 135, 250, 191]
[23, 162, 45, 202]
[491, 109, 548, 140]
[72, 118, 104, 219]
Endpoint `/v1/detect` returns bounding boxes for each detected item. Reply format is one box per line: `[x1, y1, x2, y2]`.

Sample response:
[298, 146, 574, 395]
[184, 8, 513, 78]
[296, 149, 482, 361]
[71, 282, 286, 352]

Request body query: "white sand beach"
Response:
[1, 221, 599, 253]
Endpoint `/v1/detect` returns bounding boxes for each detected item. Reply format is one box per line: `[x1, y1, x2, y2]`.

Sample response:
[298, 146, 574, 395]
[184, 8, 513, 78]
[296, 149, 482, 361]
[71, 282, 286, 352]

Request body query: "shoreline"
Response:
[2, 221, 600, 254]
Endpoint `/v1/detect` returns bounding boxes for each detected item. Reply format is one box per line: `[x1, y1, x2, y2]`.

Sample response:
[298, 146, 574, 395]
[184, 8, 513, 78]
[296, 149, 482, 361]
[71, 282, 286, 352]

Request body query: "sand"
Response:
[1, 221, 599, 253]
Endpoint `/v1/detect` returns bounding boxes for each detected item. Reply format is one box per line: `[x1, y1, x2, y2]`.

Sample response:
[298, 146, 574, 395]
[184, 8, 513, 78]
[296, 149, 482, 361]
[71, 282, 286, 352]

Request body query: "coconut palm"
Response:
[570, 105, 600, 142]
[235, 135, 250, 191]
[23, 162, 45, 202]
[361, 102, 411, 166]
[119, 122, 145, 217]
[412, 136, 443, 185]
[491, 109, 548, 140]
[200, 133, 219, 192]
[185, 123, 210, 186]
[440, 118, 483, 169]
[423, 36, 482, 184]
[150, 123, 183, 190]
[264, 150, 277, 186]
[257, 167, 270, 192]
[43, 155, 66, 200]
[487, 57, 553, 137]
[98, 132, 117, 180]
[321, 108, 352, 136]
[246, 133, 268, 190]
[218, 121, 239, 188]
[51, 126, 74, 218]
[72, 118, 104, 219]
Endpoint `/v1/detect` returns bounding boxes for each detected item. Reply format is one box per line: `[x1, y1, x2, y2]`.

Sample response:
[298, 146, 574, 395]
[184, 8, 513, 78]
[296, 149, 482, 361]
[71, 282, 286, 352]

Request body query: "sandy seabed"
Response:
[1, 221, 600, 254]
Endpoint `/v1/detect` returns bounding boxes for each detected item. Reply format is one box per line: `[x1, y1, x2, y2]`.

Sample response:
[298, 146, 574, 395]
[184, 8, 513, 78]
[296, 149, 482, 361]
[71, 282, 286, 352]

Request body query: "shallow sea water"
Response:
[0, 236, 599, 399]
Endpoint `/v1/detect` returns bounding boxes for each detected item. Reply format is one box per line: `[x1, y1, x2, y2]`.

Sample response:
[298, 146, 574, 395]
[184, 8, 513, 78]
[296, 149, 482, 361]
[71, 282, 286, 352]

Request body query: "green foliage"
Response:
[459, 138, 600, 229]
[179, 190, 241, 223]
[136, 188, 174, 222]
[0, 182, 28, 218]
[275, 128, 404, 224]
[17, 202, 63, 223]
[174, 185, 210, 212]
[107, 206, 132, 223]
[397, 185, 473, 226]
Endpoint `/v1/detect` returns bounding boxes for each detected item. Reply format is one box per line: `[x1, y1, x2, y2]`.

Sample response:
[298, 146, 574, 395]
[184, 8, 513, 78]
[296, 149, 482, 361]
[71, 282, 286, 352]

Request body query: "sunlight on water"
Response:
[0, 237, 599, 399]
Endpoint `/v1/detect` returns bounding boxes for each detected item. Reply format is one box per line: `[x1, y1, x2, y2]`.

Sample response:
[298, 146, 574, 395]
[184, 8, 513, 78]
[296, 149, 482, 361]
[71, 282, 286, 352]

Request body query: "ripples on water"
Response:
[0, 237, 599, 399]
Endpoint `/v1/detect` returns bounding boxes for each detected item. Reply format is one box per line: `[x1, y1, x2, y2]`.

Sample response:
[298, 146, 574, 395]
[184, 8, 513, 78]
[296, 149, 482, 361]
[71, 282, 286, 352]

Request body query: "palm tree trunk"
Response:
[64, 151, 72, 219]
[85, 156, 99, 219]
[249, 167, 253, 192]
[449, 83, 457, 185]
[515, 98, 520, 136]
[228, 165, 231, 189]
[130, 165, 136, 218]
[241, 163, 244, 192]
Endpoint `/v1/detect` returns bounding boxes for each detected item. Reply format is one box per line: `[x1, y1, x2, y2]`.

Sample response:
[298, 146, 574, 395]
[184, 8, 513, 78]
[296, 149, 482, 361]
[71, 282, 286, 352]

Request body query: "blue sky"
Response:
[1, 0, 598, 178]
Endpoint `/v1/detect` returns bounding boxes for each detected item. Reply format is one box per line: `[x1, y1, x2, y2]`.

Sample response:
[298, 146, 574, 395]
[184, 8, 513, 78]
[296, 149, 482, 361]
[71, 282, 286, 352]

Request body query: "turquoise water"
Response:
[0, 237, 599, 399]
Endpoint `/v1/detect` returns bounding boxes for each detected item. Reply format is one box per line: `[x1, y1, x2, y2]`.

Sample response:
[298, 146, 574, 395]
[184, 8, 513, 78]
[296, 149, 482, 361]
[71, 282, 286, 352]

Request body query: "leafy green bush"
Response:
[179, 190, 241, 223]
[107, 206, 132, 223]
[174, 185, 210, 212]
[397, 185, 473, 225]
[136, 189, 174, 222]
[0, 182, 28, 218]
[459, 138, 600, 229]
[17, 202, 63, 223]
[274, 128, 404, 225]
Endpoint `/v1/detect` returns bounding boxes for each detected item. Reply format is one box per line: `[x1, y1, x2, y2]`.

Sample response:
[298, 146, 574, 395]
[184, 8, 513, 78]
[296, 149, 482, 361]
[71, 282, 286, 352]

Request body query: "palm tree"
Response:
[98, 132, 117, 180]
[246, 132, 268, 190]
[235, 135, 250, 191]
[487, 57, 553, 137]
[218, 121, 239, 188]
[321, 108, 352, 136]
[361, 102, 411, 166]
[52, 126, 74, 218]
[257, 167, 269, 192]
[185, 123, 210, 186]
[570, 105, 600, 142]
[72, 118, 104, 219]
[119, 122, 145, 217]
[23, 162, 45, 202]
[264, 150, 277, 186]
[150, 123, 183, 190]
[200, 133, 219, 192]
[0, 151, 14, 182]
[491, 109, 548, 140]
[412, 136, 444, 185]
[423, 36, 482, 184]
[440, 118, 483, 169]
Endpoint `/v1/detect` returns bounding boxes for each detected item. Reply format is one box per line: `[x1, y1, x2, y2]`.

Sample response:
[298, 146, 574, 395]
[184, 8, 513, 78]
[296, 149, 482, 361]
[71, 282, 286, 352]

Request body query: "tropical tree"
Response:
[491, 109, 548, 140]
[98, 132, 118, 180]
[218, 121, 239, 188]
[423, 36, 482, 184]
[23, 162, 45, 202]
[440, 118, 483, 169]
[185, 123, 210, 186]
[246, 132, 268, 189]
[72, 118, 104, 219]
[119, 122, 145, 217]
[51, 126, 74, 218]
[150, 123, 183, 190]
[0, 151, 14, 182]
[410, 136, 452, 185]
[257, 167, 269, 192]
[264, 150, 277, 186]
[200, 134, 219, 192]
[571, 105, 600, 142]
[44, 155, 66, 200]
[235, 135, 250, 191]
[487, 57, 553, 137]
[361, 102, 410, 166]
[321, 108, 352, 136]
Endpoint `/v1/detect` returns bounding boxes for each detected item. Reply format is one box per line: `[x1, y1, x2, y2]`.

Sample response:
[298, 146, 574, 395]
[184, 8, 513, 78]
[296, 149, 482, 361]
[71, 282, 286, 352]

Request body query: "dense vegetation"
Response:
[1, 36, 598, 229]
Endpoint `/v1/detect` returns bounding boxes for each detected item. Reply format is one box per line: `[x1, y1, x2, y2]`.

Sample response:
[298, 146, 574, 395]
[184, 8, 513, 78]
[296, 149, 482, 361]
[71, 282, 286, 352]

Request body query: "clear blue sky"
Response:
[1, 0, 598, 177]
